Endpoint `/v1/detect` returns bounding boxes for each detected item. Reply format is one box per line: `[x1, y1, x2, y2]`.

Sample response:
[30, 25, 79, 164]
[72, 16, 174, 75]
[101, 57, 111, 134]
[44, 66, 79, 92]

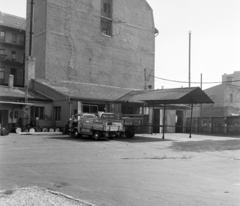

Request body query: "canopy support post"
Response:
[151, 105, 154, 134]
[162, 104, 166, 139]
[189, 103, 193, 138]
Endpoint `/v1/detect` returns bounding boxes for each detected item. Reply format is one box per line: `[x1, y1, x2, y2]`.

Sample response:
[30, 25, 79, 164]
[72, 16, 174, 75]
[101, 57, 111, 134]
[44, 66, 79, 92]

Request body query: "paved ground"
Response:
[0, 133, 240, 206]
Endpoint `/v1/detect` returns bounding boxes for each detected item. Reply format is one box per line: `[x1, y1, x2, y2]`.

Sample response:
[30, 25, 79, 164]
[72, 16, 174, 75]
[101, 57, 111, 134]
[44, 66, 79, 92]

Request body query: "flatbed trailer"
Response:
[69, 113, 123, 140]
[100, 113, 143, 138]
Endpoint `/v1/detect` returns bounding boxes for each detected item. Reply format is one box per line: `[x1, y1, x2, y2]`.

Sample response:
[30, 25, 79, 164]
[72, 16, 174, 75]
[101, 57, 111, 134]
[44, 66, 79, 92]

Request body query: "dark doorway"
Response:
[10, 68, 17, 86]
[82, 103, 106, 114]
[176, 110, 183, 133]
[0, 110, 8, 128]
[153, 109, 160, 133]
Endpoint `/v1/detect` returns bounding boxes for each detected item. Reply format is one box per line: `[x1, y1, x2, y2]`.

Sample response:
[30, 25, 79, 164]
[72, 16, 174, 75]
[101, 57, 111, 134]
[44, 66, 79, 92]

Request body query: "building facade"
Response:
[186, 73, 240, 135]
[26, 0, 155, 90]
[204, 83, 240, 113]
[0, 12, 25, 87]
[222, 71, 240, 87]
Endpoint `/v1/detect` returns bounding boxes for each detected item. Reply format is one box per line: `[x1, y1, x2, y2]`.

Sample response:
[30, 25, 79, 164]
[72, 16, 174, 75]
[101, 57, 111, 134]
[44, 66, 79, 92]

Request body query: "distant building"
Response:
[0, 12, 25, 87]
[203, 83, 240, 116]
[222, 71, 240, 87]
[26, 0, 155, 90]
[186, 72, 240, 135]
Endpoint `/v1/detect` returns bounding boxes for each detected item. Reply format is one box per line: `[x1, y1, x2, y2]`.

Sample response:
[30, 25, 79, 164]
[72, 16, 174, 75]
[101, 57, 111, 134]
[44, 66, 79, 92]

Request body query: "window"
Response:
[101, 0, 112, 17]
[0, 68, 4, 79]
[101, 19, 112, 36]
[0, 49, 5, 55]
[102, 28, 110, 35]
[83, 105, 98, 113]
[10, 68, 17, 86]
[0, 31, 5, 39]
[230, 94, 233, 103]
[0, 49, 5, 60]
[54, 107, 61, 121]
[103, 3, 111, 14]
[31, 107, 44, 120]
[12, 51, 16, 61]
[101, 0, 112, 36]
[12, 33, 17, 43]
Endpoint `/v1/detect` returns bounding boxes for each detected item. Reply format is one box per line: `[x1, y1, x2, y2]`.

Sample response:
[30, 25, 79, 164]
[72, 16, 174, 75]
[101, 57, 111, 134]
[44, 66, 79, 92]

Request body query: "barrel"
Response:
[1, 128, 9, 136]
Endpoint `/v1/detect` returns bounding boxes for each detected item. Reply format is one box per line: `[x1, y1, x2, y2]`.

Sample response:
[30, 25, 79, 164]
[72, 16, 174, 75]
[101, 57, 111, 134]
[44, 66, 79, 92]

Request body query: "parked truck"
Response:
[99, 113, 144, 138]
[69, 113, 123, 140]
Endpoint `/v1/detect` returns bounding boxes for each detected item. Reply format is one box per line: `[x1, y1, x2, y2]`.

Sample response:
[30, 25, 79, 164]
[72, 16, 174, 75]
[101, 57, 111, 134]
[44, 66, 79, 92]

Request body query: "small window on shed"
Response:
[0, 67, 5, 79]
[230, 94, 233, 103]
[54, 107, 61, 121]
[0, 31, 5, 39]
[31, 106, 44, 120]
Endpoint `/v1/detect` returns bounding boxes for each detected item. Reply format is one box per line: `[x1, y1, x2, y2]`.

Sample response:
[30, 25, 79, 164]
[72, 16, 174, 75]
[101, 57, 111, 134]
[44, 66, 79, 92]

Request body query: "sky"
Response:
[0, 0, 239, 90]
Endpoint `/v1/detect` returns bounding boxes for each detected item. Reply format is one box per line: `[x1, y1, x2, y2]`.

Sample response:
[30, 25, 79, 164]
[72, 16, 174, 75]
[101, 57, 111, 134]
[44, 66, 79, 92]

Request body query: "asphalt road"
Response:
[0, 133, 240, 206]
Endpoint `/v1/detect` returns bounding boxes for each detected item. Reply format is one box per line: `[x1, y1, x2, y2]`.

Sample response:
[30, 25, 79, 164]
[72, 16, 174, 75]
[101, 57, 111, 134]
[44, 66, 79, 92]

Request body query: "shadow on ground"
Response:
[45, 135, 173, 143]
[45, 135, 108, 142]
[170, 139, 240, 152]
[114, 135, 174, 143]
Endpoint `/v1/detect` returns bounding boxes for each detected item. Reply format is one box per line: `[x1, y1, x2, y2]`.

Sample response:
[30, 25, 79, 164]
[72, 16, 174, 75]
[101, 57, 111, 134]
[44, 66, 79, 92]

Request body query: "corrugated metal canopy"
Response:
[117, 87, 214, 105]
[0, 101, 34, 106]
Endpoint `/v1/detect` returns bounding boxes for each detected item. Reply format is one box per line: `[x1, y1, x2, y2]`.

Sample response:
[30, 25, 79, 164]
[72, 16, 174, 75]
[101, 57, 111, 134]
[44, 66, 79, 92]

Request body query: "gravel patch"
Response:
[0, 186, 95, 206]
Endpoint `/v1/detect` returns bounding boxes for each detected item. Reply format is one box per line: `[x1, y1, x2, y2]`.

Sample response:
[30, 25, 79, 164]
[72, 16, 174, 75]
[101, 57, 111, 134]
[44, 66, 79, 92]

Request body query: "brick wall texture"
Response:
[26, 0, 155, 90]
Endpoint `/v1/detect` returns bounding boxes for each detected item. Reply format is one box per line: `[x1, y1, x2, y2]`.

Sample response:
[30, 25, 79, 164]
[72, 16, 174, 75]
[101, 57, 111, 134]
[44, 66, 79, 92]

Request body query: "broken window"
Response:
[101, 19, 112, 36]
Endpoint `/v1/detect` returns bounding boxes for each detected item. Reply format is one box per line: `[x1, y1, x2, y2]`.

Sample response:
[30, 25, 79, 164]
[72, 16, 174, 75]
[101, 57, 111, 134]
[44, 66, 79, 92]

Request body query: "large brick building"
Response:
[26, 0, 155, 89]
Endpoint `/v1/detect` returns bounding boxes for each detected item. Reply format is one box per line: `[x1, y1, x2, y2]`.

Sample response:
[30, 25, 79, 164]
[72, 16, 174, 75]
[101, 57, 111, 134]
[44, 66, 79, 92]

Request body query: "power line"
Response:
[149, 75, 240, 85]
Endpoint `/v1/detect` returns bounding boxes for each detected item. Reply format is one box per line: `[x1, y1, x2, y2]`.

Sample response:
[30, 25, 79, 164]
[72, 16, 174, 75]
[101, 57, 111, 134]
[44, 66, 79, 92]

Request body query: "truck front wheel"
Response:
[93, 132, 100, 140]
[125, 129, 135, 138]
[72, 129, 79, 138]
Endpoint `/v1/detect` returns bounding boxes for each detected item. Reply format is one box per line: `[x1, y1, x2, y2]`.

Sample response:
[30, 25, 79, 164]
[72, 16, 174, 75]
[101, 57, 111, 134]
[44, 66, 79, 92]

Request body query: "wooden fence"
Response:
[186, 116, 240, 135]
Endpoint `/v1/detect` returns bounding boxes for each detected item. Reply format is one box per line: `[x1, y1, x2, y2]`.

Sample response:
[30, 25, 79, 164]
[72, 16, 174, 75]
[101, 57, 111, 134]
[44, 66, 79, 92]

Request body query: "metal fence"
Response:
[186, 116, 240, 135]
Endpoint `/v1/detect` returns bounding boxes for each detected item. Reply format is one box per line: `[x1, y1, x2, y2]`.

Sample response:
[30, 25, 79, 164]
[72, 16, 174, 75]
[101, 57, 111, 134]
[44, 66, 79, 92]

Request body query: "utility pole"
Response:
[200, 73, 202, 89]
[29, 0, 34, 56]
[188, 30, 191, 87]
[200, 73, 203, 117]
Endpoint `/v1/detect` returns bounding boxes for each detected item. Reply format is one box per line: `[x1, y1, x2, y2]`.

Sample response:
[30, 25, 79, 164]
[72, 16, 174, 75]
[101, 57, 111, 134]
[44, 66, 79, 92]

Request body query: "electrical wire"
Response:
[149, 75, 240, 85]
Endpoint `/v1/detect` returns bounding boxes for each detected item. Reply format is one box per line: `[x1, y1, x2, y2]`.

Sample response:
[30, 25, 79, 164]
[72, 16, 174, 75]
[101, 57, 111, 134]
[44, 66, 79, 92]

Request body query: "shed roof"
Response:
[0, 86, 51, 101]
[36, 79, 138, 102]
[0, 11, 25, 30]
[117, 87, 214, 105]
